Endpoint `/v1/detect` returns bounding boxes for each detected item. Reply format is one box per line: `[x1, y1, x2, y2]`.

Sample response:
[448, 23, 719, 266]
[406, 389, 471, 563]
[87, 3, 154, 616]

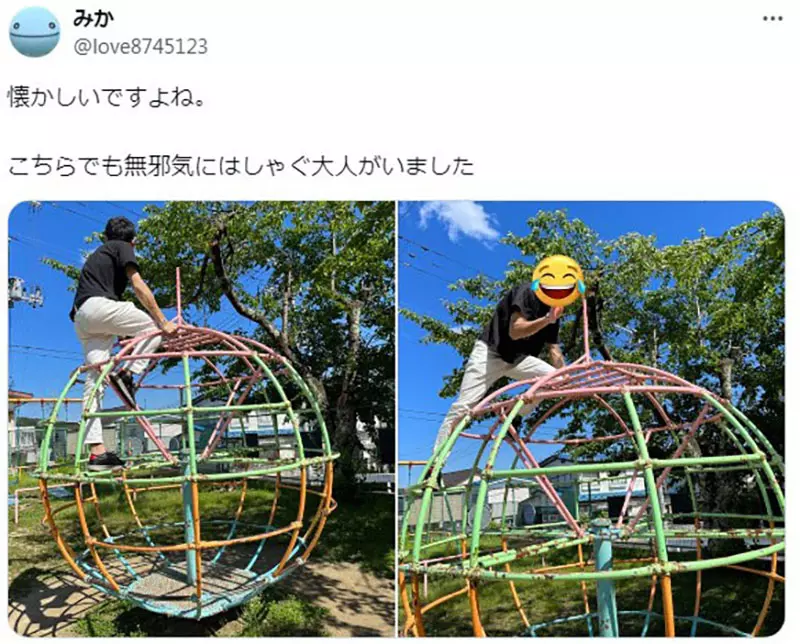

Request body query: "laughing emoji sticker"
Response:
[531, 255, 585, 307]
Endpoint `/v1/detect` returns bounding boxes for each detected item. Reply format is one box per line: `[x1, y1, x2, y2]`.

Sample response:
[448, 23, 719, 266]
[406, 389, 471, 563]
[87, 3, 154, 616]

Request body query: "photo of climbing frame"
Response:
[397, 202, 784, 637]
[37, 268, 338, 619]
[9, 201, 395, 637]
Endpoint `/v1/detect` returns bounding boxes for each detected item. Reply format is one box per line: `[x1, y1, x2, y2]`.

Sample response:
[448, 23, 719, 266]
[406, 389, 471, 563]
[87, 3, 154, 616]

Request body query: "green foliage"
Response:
[44, 201, 395, 482]
[240, 589, 328, 637]
[403, 207, 785, 511]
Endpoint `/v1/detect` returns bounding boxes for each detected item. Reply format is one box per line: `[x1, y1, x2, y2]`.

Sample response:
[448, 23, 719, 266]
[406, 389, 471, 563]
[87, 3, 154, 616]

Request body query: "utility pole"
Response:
[8, 277, 44, 308]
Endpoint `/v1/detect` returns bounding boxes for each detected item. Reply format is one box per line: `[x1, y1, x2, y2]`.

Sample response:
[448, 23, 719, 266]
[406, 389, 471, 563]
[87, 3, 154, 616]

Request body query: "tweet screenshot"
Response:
[1, 1, 796, 640]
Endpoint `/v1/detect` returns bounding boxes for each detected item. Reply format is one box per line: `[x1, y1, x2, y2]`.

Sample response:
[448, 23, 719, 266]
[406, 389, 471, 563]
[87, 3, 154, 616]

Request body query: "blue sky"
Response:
[8, 201, 260, 421]
[397, 200, 778, 480]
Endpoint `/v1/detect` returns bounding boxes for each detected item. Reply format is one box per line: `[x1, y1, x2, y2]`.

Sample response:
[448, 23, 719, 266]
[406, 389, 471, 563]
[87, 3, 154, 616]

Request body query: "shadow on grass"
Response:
[308, 492, 395, 578]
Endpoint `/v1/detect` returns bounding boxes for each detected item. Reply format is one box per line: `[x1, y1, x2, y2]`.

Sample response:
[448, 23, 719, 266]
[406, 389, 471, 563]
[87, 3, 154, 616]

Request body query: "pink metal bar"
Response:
[625, 403, 714, 534]
[104, 377, 174, 462]
[505, 425, 584, 536]
[200, 371, 264, 459]
[175, 267, 182, 324]
[137, 373, 261, 390]
[581, 297, 590, 358]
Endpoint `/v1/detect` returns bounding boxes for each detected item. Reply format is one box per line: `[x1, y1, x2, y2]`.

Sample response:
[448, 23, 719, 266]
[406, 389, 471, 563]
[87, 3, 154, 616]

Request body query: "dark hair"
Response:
[104, 217, 136, 242]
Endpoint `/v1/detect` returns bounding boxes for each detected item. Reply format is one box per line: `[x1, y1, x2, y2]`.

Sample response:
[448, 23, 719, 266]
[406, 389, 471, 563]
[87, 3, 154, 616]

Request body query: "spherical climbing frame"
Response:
[37, 269, 339, 619]
[399, 298, 785, 637]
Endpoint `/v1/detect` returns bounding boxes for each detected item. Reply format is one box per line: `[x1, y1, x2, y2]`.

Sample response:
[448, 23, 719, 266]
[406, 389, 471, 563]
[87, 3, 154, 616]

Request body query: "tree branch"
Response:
[209, 229, 300, 365]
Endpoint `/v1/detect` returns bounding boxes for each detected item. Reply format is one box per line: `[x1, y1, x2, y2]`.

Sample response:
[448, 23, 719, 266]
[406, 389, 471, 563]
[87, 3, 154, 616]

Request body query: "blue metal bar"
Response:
[591, 518, 619, 637]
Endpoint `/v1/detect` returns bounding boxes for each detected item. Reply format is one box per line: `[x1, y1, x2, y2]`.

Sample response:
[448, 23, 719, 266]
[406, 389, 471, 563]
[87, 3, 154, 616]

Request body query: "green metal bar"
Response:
[84, 401, 289, 418]
[726, 403, 785, 476]
[460, 429, 495, 562]
[622, 392, 670, 565]
[280, 359, 333, 456]
[476, 536, 590, 568]
[418, 533, 468, 552]
[401, 540, 784, 582]
[411, 412, 470, 564]
[703, 394, 785, 514]
[717, 420, 781, 524]
[623, 528, 784, 540]
[652, 453, 763, 468]
[181, 356, 199, 586]
[41, 454, 338, 485]
[469, 398, 525, 567]
[255, 356, 305, 462]
[665, 512, 784, 522]
[684, 465, 762, 474]
[38, 367, 82, 471]
[490, 460, 641, 479]
[74, 359, 117, 475]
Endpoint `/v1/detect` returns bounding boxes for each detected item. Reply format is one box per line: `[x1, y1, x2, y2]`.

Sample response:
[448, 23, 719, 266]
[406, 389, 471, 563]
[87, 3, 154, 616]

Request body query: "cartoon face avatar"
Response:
[531, 255, 585, 307]
[9, 7, 61, 58]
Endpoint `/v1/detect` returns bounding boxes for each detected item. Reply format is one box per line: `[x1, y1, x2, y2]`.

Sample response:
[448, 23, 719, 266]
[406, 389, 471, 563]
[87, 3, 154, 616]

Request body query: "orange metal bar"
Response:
[191, 480, 203, 608]
[275, 467, 307, 575]
[267, 472, 280, 526]
[399, 571, 418, 637]
[421, 583, 470, 615]
[660, 575, 675, 637]
[39, 481, 86, 581]
[725, 564, 784, 583]
[469, 580, 486, 637]
[502, 537, 530, 628]
[74, 485, 120, 592]
[87, 521, 303, 552]
[301, 462, 336, 561]
[412, 573, 427, 637]
[752, 520, 779, 636]
[577, 543, 592, 629]
[693, 516, 702, 628]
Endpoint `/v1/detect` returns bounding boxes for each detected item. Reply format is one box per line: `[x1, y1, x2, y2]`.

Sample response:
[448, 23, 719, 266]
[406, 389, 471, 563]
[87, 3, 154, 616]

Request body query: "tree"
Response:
[403, 208, 784, 516]
[44, 201, 395, 490]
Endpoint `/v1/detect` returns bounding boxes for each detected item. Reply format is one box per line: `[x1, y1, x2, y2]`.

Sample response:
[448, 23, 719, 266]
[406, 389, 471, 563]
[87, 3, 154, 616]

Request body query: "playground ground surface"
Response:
[398, 535, 785, 637]
[8, 476, 395, 637]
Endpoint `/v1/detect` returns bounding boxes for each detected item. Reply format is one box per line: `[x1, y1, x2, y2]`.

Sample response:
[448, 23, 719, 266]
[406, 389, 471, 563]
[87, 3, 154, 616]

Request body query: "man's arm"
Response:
[126, 266, 177, 334]
[509, 306, 563, 341]
[547, 343, 566, 369]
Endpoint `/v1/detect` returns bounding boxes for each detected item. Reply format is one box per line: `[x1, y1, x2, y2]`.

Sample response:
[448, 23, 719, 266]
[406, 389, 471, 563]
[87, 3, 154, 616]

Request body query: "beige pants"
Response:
[74, 297, 162, 445]
[434, 340, 555, 451]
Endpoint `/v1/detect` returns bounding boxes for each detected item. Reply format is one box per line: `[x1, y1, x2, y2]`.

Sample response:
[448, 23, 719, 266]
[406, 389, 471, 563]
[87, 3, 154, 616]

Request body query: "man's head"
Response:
[531, 254, 585, 307]
[104, 217, 136, 244]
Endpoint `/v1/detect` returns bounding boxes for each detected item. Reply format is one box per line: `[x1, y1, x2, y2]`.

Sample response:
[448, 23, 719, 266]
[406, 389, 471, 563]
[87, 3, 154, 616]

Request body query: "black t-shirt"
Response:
[480, 284, 560, 363]
[70, 240, 139, 320]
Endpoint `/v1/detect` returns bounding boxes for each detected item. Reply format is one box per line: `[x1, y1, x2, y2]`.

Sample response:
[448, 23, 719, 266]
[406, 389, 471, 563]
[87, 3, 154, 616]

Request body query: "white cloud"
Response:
[449, 324, 478, 335]
[418, 201, 500, 243]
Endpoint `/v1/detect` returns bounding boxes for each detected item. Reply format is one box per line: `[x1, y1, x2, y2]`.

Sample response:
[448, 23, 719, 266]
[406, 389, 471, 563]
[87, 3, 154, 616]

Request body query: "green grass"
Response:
[402, 543, 785, 637]
[8, 479, 394, 636]
[239, 588, 329, 637]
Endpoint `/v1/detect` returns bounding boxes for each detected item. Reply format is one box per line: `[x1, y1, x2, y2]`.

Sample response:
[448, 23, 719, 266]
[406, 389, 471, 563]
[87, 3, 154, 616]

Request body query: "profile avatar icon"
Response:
[9, 7, 60, 57]
[531, 254, 585, 307]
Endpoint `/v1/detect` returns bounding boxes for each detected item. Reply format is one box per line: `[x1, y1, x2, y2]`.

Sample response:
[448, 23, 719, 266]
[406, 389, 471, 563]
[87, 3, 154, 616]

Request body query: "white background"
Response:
[1, 0, 798, 640]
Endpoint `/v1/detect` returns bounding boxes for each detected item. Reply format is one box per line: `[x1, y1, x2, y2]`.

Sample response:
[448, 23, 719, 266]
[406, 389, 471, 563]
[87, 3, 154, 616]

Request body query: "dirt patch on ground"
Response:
[8, 560, 395, 637]
[284, 561, 395, 637]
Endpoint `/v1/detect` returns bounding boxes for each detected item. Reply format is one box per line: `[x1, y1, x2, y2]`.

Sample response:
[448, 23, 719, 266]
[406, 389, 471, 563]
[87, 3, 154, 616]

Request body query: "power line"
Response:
[399, 234, 502, 281]
[46, 201, 104, 225]
[104, 201, 144, 221]
[10, 349, 80, 363]
[400, 261, 453, 284]
[10, 344, 83, 357]
[9, 233, 84, 261]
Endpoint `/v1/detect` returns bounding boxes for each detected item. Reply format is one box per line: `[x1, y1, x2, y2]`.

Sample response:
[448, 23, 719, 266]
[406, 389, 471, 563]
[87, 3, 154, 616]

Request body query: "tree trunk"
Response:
[719, 356, 734, 402]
